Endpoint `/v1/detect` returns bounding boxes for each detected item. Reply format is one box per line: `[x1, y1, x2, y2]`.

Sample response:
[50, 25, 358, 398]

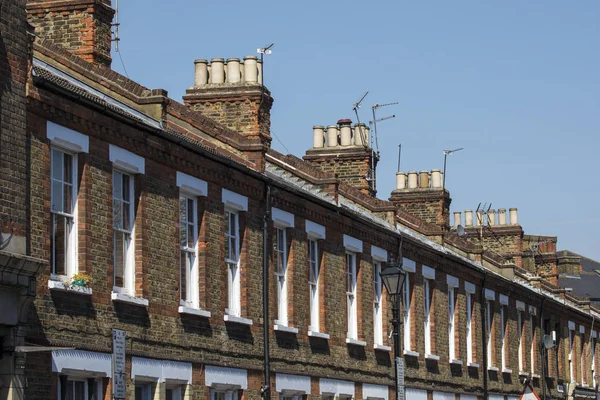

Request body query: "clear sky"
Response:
[111, 1, 600, 260]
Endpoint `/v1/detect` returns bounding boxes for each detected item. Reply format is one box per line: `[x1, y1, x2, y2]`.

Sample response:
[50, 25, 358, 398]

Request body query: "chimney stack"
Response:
[184, 55, 273, 146]
[27, 0, 115, 67]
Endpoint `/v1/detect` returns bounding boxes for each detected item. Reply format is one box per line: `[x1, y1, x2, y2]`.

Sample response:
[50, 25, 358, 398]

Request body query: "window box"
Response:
[224, 314, 253, 326]
[346, 338, 367, 347]
[178, 306, 211, 318]
[374, 344, 392, 352]
[48, 279, 92, 296]
[111, 292, 148, 307]
[274, 324, 298, 334]
[308, 330, 330, 340]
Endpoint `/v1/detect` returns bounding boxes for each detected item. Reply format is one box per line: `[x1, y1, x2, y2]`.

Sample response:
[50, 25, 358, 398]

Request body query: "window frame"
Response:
[274, 226, 289, 326]
[486, 300, 493, 368]
[517, 310, 524, 372]
[466, 291, 473, 364]
[346, 252, 358, 340]
[448, 286, 456, 361]
[112, 169, 135, 296]
[424, 278, 432, 356]
[373, 262, 383, 346]
[225, 208, 241, 317]
[403, 272, 411, 352]
[179, 193, 199, 309]
[569, 328, 575, 382]
[500, 305, 507, 371]
[50, 147, 78, 278]
[308, 238, 320, 332]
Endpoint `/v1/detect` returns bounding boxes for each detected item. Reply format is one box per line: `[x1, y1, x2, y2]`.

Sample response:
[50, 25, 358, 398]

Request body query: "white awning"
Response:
[52, 350, 111, 377]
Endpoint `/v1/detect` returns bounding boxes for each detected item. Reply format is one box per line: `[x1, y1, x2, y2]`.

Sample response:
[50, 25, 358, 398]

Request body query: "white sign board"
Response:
[112, 329, 126, 399]
[396, 357, 405, 400]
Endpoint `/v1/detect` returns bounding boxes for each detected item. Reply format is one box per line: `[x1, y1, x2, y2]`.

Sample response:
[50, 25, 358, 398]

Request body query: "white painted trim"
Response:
[272, 208, 295, 228]
[111, 292, 149, 307]
[433, 392, 456, 400]
[224, 314, 253, 326]
[371, 246, 388, 262]
[528, 305, 537, 315]
[422, 265, 435, 280]
[47, 122, 89, 153]
[178, 306, 211, 318]
[48, 280, 92, 296]
[405, 389, 427, 400]
[580, 325, 586, 334]
[402, 258, 416, 272]
[569, 321, 576, 330]
[52, 350, 111, 377]
[308, 330, 330, 340]
[446, 274, 459, 288]
[516, 300, 526, 311]
[221, 189, 248, 211]
[592, 331, 598, 339]
[274, 324, 299, 334]
[363, 383, 388, 400]
[374, 344, 392, 352]
[305, 220, 325, 239]
[176, 172, 207, 197]
[343, 235, 363, 253]
[465, 281, 476, 294]
[319, 378, 354, 396]
[346, 337, 367, 347]
[499, 294, 509, 305]
[404, 350, 420, 357]
[205, 365, 247, 389]
[451, 359, 464, 365]
[485, 289, 495, 300]
[131, 357, 192, 383]
[425, 353, 440, 361]
[276, 373, 311, 394]
[109, 144, 145, 174]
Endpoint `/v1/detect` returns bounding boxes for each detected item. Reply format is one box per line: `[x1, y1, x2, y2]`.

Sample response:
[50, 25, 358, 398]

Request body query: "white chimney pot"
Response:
[465, 210, 473, 227]
[210, 58, 225, 84]
[226, 58, 241, 83]
[194, 59, 208, 86]
[313, 126, 325, 148]
[244, 56, 258, 83]
[396, 172, 407, 190]
[407, 171, 418, 189]
[509, 208, 518, 225]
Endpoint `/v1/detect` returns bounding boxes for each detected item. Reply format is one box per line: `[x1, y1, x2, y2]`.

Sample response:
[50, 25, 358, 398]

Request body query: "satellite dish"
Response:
[542, 334, 555, 349]
[457, 225, 465, 237]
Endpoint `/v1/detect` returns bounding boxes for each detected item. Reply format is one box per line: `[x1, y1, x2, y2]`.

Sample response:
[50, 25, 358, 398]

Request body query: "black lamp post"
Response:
[380, 261, 407, 400]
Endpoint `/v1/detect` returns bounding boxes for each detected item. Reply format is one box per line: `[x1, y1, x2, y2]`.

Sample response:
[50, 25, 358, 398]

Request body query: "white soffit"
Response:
[371, 246, 388, 262]
[52, 350, 111, 376]
[272, 208, 295, 228]
[109, 144, 145, 174]
[343, 235, 363, 253]
[205, 365, 248, 389]
[176, 171, 207, 197]
[47, 121, 89, 153]
[363, 383, 388, 400]
[319, 378, 354, 396]
[276, 373, 311, 394]
[305, 220, 325, 239]
[222, 189, 248, 212]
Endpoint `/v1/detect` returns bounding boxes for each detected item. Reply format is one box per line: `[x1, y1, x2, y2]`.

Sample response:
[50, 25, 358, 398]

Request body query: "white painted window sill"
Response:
[404, 350, 420, 357]
[487, 366, 500, 372]
[308, 330, 330, 340]
[346, 338, 367, 347]
[224, 314, 253, 326]
[425, 354, 440, 361]
[502, 368, 513, 374]
[532, 374, 541, 379]
[48, 280, 92, 296]
[178, 306, 211, 318]
[111, 292, 149, 307]
[518, 371, 529, 376]
[468, 362, 480, 368]
[450, 359, 463, 365]
[274, 324, 298, 334]
[374, 344, 392, 352]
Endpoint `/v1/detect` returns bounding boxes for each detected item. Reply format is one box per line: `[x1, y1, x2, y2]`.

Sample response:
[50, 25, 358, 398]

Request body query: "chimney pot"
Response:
[354, 123, 369, 147]
[475, 210, 484, 226]
[396, 172, 407, 190]
[313, 126, 325, 148]
[407, 171, 418, 189]
[509, 208, 518, 225]
[431, 169, 442, 188]
[465, 210, 473, 227]
[210, 58, 225, 84]
[243, 56, 258, 83]
[340, 121, 353, 146]
[419, 171, 430, 188]
[488, 209, 496, 226]
[194, 59, 208, 86]
[326, 125, 339, 147]
[257, 60, 263, 85]
[453, 211, 461, 228]
[226, 58, 241, 83]
[498, 208, 507, 225]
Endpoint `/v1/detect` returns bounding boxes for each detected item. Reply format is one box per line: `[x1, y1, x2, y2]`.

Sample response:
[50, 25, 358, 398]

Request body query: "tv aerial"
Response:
[352, 91, 369, 149]
[442, 147, 463, 188]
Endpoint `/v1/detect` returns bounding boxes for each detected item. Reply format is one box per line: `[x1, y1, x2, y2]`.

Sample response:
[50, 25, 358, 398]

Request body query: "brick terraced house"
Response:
[0, 1, 599, 400]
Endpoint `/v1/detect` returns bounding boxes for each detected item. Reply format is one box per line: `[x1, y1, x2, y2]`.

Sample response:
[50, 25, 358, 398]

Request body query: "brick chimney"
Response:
[183, 57, 273, 147]
[389, 170, 451, 230]
[303, 120, 376, 196]
[26, 0, 115, 67]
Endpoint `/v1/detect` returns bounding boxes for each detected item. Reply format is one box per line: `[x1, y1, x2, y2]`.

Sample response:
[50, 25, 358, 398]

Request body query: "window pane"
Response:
[52, 179, 64, 212]
[179, 196, 187, 224]
[113, 172, 122, 200]
[114, 232, 125, 287]
[63, 183, 73, 214]
[63, 153, 73, 183]
[122, 199, 131, 231]
[187, 223, 194, 248]
[122, 174, 130, 202]
[52, 149, 63, 179]
[187, 198, 194, 222]
[52, 214, 69, 275]
[74, 381, 85, 400]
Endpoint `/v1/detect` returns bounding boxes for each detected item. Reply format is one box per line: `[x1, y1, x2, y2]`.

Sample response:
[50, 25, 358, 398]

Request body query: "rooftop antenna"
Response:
[442, 148, 463, 189]
[257, 43, 275, 106]
[397, 144, 402, 173]
[111, 0, 120, 51]
[368, 101, 398, 194]
[352, 91, 369, 149]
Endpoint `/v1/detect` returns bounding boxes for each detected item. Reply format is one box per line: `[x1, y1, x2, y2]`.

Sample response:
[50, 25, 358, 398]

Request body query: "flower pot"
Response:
[72, 279, 88, 287]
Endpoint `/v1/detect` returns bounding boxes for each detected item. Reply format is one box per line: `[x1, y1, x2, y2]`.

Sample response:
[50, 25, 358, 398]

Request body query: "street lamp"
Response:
[380, 260, 407, 400]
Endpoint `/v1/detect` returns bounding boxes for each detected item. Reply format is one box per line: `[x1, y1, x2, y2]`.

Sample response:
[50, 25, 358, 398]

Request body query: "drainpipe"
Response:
[261, 185, 272, 399]
[540, 298, 546, 400]
[481, 272, 489, 400]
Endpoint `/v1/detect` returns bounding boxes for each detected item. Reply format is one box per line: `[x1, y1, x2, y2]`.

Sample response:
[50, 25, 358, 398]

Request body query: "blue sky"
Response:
[111, 1, 600, 260]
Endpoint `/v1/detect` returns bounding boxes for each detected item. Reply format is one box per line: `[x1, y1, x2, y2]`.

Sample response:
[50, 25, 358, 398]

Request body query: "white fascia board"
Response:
[422, 265, 435, 280]
[446, 274, 459, 288]
[47, 121, 89, 153]
[276, 373, 311, 394]
[52, 350, 111, 377]
[516, 300, 526, 311]
[569, 321, 576, 330]
[363, 384, 388, 400]
[465, 281, 476, 294]
[109, 144, 145, 174]
[343, 235, 363, 253]
[222, 189, 248, 212]
[319, 378, 354, 396]
[272, 208, 295, 228]
[176, 172, 207, 197]
[305, 220, 325, 239]
[499, 294, 509, 306]
[402, 258, 416, 273]
[485, 289, 495, 300]
[371, 246, 388, 262]
[205, 365, 248, 389]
